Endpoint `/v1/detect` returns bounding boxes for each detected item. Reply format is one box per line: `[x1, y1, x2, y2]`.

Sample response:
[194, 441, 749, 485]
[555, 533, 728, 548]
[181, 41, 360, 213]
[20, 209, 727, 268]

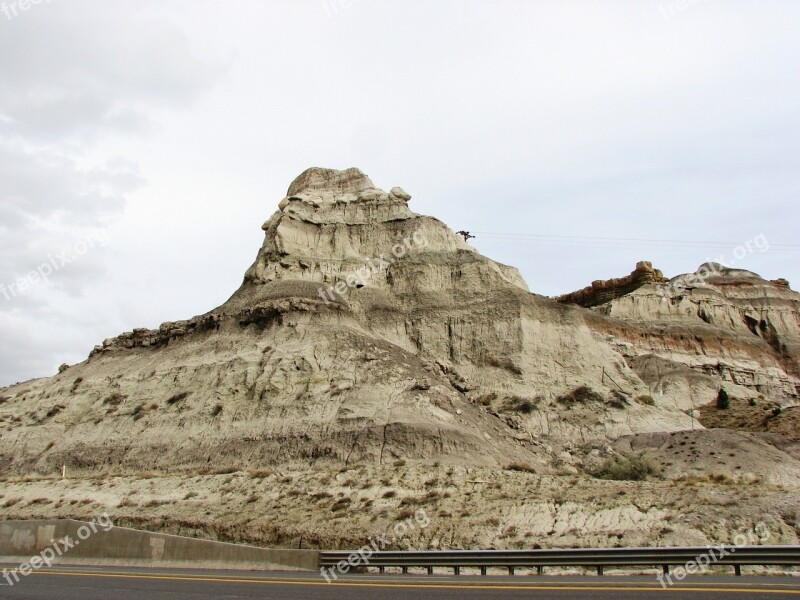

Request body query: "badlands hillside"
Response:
[1, 168, 798, 551]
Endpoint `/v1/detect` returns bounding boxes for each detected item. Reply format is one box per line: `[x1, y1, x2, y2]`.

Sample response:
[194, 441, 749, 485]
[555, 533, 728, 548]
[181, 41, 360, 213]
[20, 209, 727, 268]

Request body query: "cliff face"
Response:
[0, 168, 697, 476]
[3, 168, 800, 551]
[555, 261, 667, 308]
[559, 262, 800, 411]
[0, 168, 797, 482]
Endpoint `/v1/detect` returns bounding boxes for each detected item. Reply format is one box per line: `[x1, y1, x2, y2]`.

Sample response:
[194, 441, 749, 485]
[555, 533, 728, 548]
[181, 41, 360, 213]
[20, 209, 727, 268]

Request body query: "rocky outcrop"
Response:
[562, 263, 800, 410]
[0, 169, 796, 482]
[556, 261, 667, 308]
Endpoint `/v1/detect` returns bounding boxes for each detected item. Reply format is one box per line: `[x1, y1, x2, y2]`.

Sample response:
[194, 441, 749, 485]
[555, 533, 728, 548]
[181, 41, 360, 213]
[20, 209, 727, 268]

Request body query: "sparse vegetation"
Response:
[167, 392, 190, 405]
[132, 404, 146, 420]
[636, 395, 655, 406]
[476, 392, 497, 406]
[103, 393, 126, 406]
[591, 454, 661, 481]
[248, 469, 272, 479]
[400, 491, 439, 506]
[557, 386, 605, 407]
[331, 497, 351, 511]
[501, 396, 537, 414]
[505, 462, 537, 474]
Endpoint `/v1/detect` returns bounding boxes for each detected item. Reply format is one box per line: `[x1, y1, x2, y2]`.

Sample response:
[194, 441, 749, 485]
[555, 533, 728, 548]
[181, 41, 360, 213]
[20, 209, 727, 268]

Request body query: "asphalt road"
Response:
[1, 565, 799, 599]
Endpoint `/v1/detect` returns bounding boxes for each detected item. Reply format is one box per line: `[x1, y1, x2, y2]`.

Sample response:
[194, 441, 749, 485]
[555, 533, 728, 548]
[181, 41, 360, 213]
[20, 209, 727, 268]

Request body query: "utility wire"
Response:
[471, 233, 800, 255]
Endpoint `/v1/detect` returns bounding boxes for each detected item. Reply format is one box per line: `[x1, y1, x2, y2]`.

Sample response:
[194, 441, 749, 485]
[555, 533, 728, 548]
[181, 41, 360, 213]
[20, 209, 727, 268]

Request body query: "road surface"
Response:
[1, 564, 799, 599]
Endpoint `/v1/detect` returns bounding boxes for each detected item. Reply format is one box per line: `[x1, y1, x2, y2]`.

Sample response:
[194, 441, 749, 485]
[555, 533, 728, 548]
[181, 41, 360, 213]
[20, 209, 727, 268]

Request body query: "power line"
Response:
[471, 232, 800, 253]
[473, 231, 800, 248]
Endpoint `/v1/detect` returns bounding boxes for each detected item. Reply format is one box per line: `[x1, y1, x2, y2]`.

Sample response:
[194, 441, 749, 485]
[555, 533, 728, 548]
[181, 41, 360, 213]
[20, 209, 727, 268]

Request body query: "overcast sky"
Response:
[1, 0, 798, 386]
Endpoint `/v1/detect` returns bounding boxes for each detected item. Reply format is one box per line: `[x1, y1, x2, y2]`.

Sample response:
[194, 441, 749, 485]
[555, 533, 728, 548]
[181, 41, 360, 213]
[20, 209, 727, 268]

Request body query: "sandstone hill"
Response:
[1, 168, 798, 552]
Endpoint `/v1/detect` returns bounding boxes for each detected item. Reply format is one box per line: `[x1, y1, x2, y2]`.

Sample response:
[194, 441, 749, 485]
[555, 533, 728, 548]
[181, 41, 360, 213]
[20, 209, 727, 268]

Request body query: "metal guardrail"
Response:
[320, 546, 800, 576]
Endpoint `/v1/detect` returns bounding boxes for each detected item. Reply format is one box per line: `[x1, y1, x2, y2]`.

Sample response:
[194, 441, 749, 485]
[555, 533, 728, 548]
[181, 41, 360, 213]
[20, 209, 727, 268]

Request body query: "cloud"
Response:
[0, 0, 225, 386]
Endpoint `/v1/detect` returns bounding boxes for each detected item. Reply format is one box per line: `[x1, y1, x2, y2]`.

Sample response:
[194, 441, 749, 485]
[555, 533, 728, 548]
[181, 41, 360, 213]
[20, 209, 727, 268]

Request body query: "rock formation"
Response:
[555, 261, 667, 308]
[1, 168, 799, 551]
[559, 262, 800, 411]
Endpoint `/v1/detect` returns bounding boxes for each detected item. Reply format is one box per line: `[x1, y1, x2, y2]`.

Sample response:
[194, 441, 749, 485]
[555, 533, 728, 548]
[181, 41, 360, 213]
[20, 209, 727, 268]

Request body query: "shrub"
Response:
[396, 508, 415, 521]
[211, 404, 223, 417]
[772, 406, 782, 417]
[144, 499, 170, 507]
[505, 462, 537, 474]
[103, 393, 126, 406]
[716, 388, 730, 410]
[331, 497, 351, 511]
[749, 398, 758, 407]
[382, 490, 397, 498]
[183, 492, 198, 500]
[167, 392, 190, 405]
[636, 395, 655, 406]
[131, 404, 146, 420]
[502, 396, 537, 414]
[591, 455, 661, 481]
[557, 386, 605, 407]
[400, 491, 439, 506]
[248, 469, 272, 479]
[476, 393, 497, 406]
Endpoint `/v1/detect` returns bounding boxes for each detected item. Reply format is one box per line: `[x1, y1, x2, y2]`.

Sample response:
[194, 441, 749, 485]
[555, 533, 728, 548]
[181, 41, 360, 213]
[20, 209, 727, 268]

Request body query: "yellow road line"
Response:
[29, 570, 800, 594]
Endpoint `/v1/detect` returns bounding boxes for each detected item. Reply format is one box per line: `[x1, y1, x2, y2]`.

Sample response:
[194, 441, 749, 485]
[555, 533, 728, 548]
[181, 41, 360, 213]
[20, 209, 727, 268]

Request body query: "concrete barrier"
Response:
[0, 519, 319, 571]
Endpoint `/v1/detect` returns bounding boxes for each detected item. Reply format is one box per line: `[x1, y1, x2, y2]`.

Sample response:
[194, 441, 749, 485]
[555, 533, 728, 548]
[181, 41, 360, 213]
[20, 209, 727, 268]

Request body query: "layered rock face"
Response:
[555, 261, 667, 308]
[1, 169, 797, 481]
[559, 262, 800, 411]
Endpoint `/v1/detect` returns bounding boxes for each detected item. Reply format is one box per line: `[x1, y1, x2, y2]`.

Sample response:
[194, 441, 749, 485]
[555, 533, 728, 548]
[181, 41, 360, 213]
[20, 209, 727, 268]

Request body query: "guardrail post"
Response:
[427, 566, 433, 575]
[597, 566, 604, 576]
[454, 566, 460, 576]
[379, 566, 385, 574]
[508, 566, 515, 576]
[402, 566, 408, 575]
[537, 566, 543, 575]
[480, 566, 487, 576]
[734, 565, 742, 576]
[662, 565, 669, 575]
